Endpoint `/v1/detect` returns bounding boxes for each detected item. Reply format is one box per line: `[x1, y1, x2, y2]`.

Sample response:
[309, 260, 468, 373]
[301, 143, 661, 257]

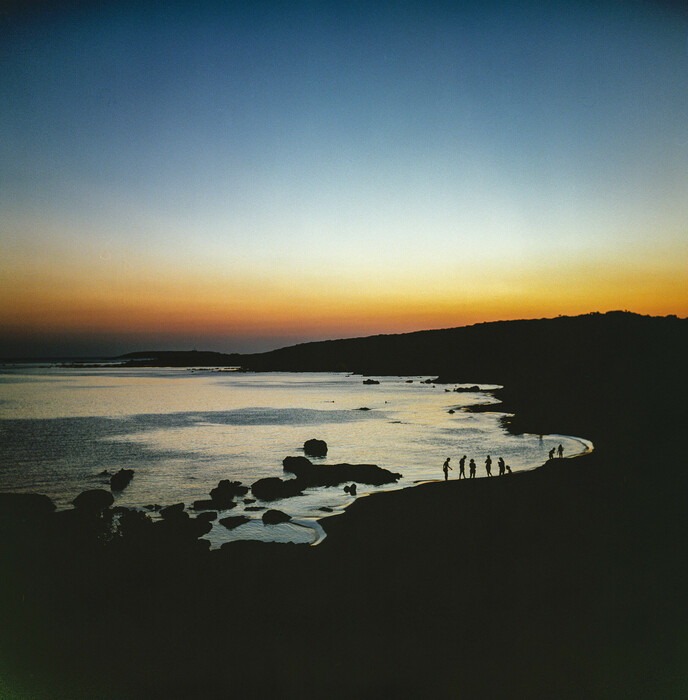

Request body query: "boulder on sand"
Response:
[303, 439, 328, 457]
[283, 456, 402, 487]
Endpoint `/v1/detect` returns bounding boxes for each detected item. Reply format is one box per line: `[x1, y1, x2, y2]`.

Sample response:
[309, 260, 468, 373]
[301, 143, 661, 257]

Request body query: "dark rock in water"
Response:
[262, 509, 291, 525]
[251, 477, 304, 501]
[192, 499, 219, 511]
[219, 515, 250, 530]
[159, 502, 186, 520]
[109, 468, 134, 491]
[196, 511, 217, 522]
[357, 406, 371, 411]
[282, 456, 313, 474]
[98, 469, 111, 476]
[243, 498, 256, 504]
[144, 504, 161, 511]
[319, 506, 334, 512]
[405, 380, 413, 383]
[283, 456, 402, 487]
[303, 438, 328, 457]
[72, 489, 114, 513]
[454, 385, 481, 392]
[209, 480, 249, 508]
[362, 379, 380, 385]
[245, 506, 264, 512]
[344, 484, 357, 495]
[447, 409, 455, 414]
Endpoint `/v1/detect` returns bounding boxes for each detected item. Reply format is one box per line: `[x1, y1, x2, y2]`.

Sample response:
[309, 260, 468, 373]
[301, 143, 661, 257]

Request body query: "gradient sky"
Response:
[1, 0, 687, 356]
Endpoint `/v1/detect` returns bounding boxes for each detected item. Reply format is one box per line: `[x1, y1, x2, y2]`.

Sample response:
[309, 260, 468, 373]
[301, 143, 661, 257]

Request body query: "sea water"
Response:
[0, 366, 591, 546]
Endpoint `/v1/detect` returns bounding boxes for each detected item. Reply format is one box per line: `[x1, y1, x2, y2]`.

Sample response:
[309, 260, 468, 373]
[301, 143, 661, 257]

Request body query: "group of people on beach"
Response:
[549, 444, 565, 460]
[442, 455, 511, 480]
[442, 444, 564, 481]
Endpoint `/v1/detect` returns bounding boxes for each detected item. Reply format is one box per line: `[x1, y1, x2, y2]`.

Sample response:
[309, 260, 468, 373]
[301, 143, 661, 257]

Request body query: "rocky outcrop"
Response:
[251, 477, 304, 502]
[0, 493, 56, 524]
[209, 480, 249, 508]
[72, 489, 114, 513]
[159, 502, 185, 519]
[262, 509, 291, 525]
[219, 515, 250, 530]
[283, 456, 402, 487]
[303, 439, 328, 457]
[110, 468, 134, 491]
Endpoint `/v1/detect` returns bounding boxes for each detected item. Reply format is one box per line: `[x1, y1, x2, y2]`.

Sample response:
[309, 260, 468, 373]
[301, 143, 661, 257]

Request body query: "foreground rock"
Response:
[303, 438, 328, 457]
[251, 477, 304, 501]
[109, 468, 134, 491]
[72, 489, 114, 513]
[262, 509, 291, 525]
[283, 456, 402, 487]
[0, 493, 55, 525]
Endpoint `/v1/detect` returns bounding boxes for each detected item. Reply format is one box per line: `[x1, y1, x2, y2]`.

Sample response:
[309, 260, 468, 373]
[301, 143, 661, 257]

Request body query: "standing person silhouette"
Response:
[469, 458, 476, 478]
[485, 455, 492, 477]
[557, 444, 564, 458]
[443, 457, 452, 481]
[498, 457, 505, 476]
[459, 455, 467, 479]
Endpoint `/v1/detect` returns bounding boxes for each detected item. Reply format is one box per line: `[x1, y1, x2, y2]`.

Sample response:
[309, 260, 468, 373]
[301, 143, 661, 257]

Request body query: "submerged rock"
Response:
[262, 509, 291, 525]
[303, 438, 328, 457]
[362, 379, 380, 385]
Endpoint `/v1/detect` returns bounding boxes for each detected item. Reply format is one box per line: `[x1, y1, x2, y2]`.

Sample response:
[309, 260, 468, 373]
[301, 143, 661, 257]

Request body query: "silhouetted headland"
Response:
[2, 311, 687, 698]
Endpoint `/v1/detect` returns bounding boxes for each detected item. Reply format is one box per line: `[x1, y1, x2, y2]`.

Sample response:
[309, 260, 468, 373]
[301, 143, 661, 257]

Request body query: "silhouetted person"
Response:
[506, 465, 512, 474]
[459, 455, 467, 479]
[548, 447, 556, 460]
[485, 455, 492, 476]
[557, 444, 564, 459]
[498, 457, 505, 476]
[469, 458, 476, 478]
[443, 457, 452, 481]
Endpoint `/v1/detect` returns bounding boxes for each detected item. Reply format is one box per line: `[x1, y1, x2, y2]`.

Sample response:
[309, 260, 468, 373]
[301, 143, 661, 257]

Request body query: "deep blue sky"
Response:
[1, 1, 687, 356]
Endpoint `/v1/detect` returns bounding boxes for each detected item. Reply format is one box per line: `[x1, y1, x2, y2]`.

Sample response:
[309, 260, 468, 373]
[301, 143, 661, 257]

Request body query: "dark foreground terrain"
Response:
[1, 312, 687, 698]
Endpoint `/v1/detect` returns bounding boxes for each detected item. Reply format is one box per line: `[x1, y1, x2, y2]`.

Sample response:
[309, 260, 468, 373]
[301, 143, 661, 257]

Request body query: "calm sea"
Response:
[0, 366, 591, 546]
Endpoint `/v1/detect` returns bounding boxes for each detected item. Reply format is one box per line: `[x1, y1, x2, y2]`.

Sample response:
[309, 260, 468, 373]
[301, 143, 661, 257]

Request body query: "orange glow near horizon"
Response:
[3, 243, 687, 352]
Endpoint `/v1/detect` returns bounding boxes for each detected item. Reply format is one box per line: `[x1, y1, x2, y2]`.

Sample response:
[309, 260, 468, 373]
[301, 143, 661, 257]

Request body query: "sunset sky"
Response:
[1, 1, 687, 356]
